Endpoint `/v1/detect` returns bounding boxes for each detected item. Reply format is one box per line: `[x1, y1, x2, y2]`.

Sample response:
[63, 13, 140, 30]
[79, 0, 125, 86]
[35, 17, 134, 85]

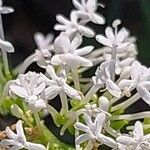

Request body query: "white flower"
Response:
[33, 32, 54, 68]
[92, 60, 121, 98]
[96, 25, 130, 50]
[44, 65, 83, 100]
[72, 0, 105, 24]
[74, 112, 117, 149]
[0, 0, 14, 14]
[117, 121, 150, 150]
[9, 72, 47, 111]
[0, 38, 14, 53]
[54, 12, 95, 38]
[118, 61, 150, 105]
[51, 32, 93, 68]
[1, 120, 46, 150]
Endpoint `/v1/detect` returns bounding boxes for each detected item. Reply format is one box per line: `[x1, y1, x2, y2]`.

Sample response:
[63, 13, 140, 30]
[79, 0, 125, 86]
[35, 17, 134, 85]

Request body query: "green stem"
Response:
[111, 111, 150, 121]
[71, 67, 80, 91]
[60, 92, 68, 115]
[82, 85, 99, 103]
[33, 111, 42, 132]
[0, 15, 10, 77]
[111, 93, 140, 112]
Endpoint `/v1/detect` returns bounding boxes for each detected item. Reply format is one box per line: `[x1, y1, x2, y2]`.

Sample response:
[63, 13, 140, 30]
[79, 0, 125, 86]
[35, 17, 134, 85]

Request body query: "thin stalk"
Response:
[60, 91, 68, 115]
[46, 104, 59, 118]
[33, 111, 42, 132]
[0, 15, 10, 76]
[71, 67, 80, 91]
[82, 85, 99, 103]
[111, 111, 150, 121]
[109, 93, 124, 105]
[111, 93, 140, 112]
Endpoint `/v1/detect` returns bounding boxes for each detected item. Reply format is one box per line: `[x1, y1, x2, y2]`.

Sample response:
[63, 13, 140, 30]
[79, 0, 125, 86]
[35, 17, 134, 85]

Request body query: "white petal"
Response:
[86, 0, 97, 12]
[118, 79, 135, 90]
[137, 85, 150, 105]
[44, 85, 62, 100]
[78, 25, 95, 38]
[54, 32, 71, 53]
[76, 56, 93, 67]
[105, 27, 114, 40]
[133, 121, 143, 141]
[96, 35, 112, 47]
[75, 133, 90, 145]
[71, 33, 82, 49]
[116, 136, 135, 145]
[0, 39, 14, 53]
[94, 113, 106, 133]
[90, 13, 105, 25]
[5, 127, 17, 139]
[54, 24, 66, 31]
[46, 65, 59, 80]
[16, 120, 26, 142]
[75, 46, 94, 56]
[1, 139, 17, 146]
[83, 113, 93, 127]
[74, 122, 90, 132]
[117, 27, 129, 44]
[56, 15, 71, 25]
[106, 79, 121, 98]
[9, 85, 28, 98]
[25, 142, 46, 150]
[0, 7, 14, 14]
[131, 60, 142, 80]
[72, 0, 83, 10]
[97, 133, 117, 148]
[63, 83, 82, 100]
[33, 82, 46, 95]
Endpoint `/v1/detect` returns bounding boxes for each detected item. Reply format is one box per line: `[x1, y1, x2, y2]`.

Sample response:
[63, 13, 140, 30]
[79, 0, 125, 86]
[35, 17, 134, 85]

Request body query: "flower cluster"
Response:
[0, 0, 150, 150]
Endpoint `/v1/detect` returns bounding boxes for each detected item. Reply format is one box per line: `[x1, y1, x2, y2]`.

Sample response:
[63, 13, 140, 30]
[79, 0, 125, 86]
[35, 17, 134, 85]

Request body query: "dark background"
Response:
[2, 0, 150, 67]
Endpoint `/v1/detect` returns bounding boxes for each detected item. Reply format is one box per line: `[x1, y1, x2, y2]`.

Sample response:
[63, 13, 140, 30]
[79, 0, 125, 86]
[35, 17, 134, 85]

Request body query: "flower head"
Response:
[54, 13, 95, 38]
[117, 121, 150, 150]
[9, 72, 47, 111]
[51, 32, 93, 68]
[44, 65, 83, 100]
[74, 112, 117, 149]
[1, 120, 46, 150]
[118, 61, 150, 105]
[72, 0, 105, 24]
[92, 60, 121, 98]
[33, 32, 54, 68]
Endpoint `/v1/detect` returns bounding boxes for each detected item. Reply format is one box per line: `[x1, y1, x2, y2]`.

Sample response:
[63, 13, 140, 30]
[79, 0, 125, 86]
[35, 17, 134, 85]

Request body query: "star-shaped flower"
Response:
[92, 60, 121, 98]
[1, 120, 46, 150]
[72, 0, 105, 25]
[33, 32, 54, 68]
[117, 121, 150, 150]
[118, 61, 150, 105]
[44, 65, 83, 100]
[74, 112, 117, 149]
[9, 72, 47, 111]
[96, 21, 130, 50]
[51, 32, 93, 68]
[54, 12, 95, 38]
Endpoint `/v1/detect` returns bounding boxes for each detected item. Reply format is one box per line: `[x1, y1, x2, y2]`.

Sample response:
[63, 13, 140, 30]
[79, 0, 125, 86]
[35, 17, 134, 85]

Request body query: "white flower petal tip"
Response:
[112, 19, 121, 28]
[0, 7, 14, 14]
[0, 39, 14, 53]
